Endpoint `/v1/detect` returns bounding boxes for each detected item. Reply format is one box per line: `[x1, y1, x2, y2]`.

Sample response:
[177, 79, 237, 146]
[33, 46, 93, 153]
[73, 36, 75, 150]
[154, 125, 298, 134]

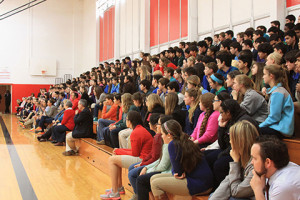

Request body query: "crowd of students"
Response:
[15, 14, 300, 200]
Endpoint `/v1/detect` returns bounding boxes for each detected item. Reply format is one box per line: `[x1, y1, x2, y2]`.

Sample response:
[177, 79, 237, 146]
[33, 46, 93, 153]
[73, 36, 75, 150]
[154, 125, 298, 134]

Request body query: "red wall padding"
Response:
[11, 84, 51, 113]
[150, 0, 159, 47]
[159, 0, 168, 44]
[286, 0, 300, 7]
[181, 0, 188, 38]
[99, 17, 104, 62]
[169, 0, 180, 41]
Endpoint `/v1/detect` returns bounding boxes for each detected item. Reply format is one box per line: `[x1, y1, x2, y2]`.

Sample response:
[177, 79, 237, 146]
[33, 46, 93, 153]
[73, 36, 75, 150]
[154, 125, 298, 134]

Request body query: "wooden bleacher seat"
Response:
[283, 138, 300, 165]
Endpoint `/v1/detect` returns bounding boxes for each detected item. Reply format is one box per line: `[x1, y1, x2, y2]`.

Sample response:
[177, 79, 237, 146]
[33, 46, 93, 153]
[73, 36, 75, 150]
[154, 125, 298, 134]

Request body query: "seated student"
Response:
[225, 70, 242, 96]
[265, 52, 282, 65]
[92, 86, 105, 121]
[51, 100, 76, 146]
[238, 50, 253, 78]
[242, 39, 253, 51]
[285, 50, 299, 101]
[151, 74, 163, 94]
[176, 48, 185, 67]
[165, 92, 186, 129]
[139, 65, 152, 81]
[163, 67, 176, 82]
[259, 64, 294, 138]
[207, 46, 218, 60]
[70, 92, 79, 111]
[139, 79, 152, 96]
[166, 81, 184, 105]
[220, 39, 233, 52]
[204, 99, 258, 188]
[174, 68, 184, 92]
[229, 41, 242, 61]
[151, 57, 160, 72]
[253, 37, 267, 62]
[285, 30, 299, 52]
[187, 75, 209, 94]
[232, 75, 268, 124]
[35, 98, 58, 133]
[191, 93, 219, 148]
[100, 111, 153, 200]
[122, 75, 136, 95]
[128, 114, 172, 200]
[211, 121, 259, 200]
[157, 77, 169, 103]
[184, 88, 202, 135]
[104, 78, 112, 94]
[203, 62, 218, 91]
[257, 43, 274, 63]
[143, 94, 165, 131]
[111, 77, 120, 93]
[209, 73, 227, 95]
[150, 120, 213, 199]
[250, 136, 300, 200]
[216, 50, 238, 79]
[274, 42, 287, 56]
[251, 62, 265, 92]
[181, 67, 198, 94]
[187, 56, 196, 67]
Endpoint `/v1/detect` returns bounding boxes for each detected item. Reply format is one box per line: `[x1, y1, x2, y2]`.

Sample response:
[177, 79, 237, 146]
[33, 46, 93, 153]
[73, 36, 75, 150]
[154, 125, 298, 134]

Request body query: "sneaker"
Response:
[129, 194, 137, 200]
[93, 117, 98, 122]
[62, 150, 77, 156]
[100, 191, 121, 200]
[97, 140, 106, 145]
[29, 128, 36, 132]
[105, 187, 125, 195]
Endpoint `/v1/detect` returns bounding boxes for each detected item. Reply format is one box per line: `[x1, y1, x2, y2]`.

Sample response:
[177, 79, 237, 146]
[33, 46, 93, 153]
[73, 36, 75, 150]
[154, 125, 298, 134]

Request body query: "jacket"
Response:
[61, 108, 75, 130]
[115, 105, 139, 129]
[184, 106, 202, 135]
[72, 107, 93, 138]
[46, 105, 58, 118]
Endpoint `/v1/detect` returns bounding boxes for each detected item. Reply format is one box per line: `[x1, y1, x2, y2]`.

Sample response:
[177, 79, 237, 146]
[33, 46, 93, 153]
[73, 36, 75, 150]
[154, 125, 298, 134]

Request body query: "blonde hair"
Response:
[121, 93, 133, 113]
[153, 70, 163, 76]
[187, 75, 200, 87]
[264, 64, 291, 94]
[187, 56, 196, 65]
[229, 120, 259, 168]
[186, 88, 201, 122]
[267, 52, 282, 65]
[147, 94, 163, 112]
[165, 92, 179, 115]
[235, 74, 254, 89]
[140, 65, 151, 81]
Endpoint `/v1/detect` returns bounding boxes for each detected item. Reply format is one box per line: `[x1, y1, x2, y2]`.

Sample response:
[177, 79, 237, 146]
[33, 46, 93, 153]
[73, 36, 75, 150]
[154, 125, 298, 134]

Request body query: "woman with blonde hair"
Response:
[143, 94, 165, 130]
[210, 120, 259, 199]
[266, 52, 282, 65]
[186, 75, 209, 94]
[165, 92, 186, 128]
[232, 74, 268, 124]
[191, 93, 219, 148]
[140, 65, 152, 81]
[187, 56, 196, 67]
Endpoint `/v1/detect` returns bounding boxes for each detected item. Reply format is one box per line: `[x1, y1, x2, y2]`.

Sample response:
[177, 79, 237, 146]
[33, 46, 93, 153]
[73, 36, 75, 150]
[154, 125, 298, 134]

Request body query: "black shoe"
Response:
[51, 140, 58, 144]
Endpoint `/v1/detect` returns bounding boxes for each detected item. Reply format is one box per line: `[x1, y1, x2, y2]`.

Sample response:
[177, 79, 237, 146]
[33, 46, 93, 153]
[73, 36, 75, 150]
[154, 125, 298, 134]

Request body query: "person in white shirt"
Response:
[250, 136, 300, 200]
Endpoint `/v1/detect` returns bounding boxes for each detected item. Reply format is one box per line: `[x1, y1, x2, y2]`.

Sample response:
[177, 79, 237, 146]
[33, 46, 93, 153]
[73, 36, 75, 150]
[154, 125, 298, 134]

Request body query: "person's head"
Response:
[146, 94, 164, 112]
[268, 26, 279, 36]
[220, 39, 233, 51]
[164, 67, 174, 79]
[230, 120, 259, 168]
[179, 41, 185, 49]
[285, 50, 298, 71]
[182, 67, 197, 80]
[253, 29, 264, 41]
[220, 99, 242, 122]
[266, 52, 282, 65]
[105, 94, 114, 105]
[257, 43, 274, 60]
[225, 30, 234, 39]
[158, 77, 170, 90]
[236, 32, 244, 43]
[70, 92, 78, 100]
[233, 74, 254, 93]
[271, 20, 280, 28]
[238, 50, 253, 70]
[286, 14, 296, 24]
[197, 40, 208, 54]
[219, 32, 226, 42]
[152, 74, 163, 87]
[114, 93, 121, 105]
[204, 37, 213, 47]
[157, 115, 173, 134]
[251, 136, 289, 178]
[165, 92, 178, 115]
[167, 81, 180, 93]
[209, 73, 224, 89]
[199, 92, 215, 112]
[124, 75, 133, 83]
[242, 39, 253, 50]
[229, 42, 242, 56]
[149, 113, 161, 132]
[186, 75, 200, 90]
[285, 22, 296, 33]
[174, 68, 182, 80]
[176, 48, 184, 58]
[274, 42, 287, 55]
[132, 92, 144, 107]
[293, 23, 300, 38]
[284, 30, 297, 46]
[213, 92, 231, 111]
[243, 30, 253, 40]
[78, 99, 87, 111]
[187, 56, 196, 67]
[140, 79, 151, 91]
[126, 111, 143, 129]
[226, 70, 241, 88]
[189, 45, 198, 56]
[162, 119, 203, 173]
[121, 93, 133, 113]
[254, 37, 267, 50]
[263, 64, 286, 86]
[269, 33, 281, 47]
[94, 86, 103, 99]
[204, 62, 218, 76]
[216, 50, 232, 69]
[206, 46, 218, 58]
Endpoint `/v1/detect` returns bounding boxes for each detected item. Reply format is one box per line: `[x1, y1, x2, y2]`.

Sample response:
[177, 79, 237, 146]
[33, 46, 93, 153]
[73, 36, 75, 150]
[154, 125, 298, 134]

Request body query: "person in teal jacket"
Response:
[111, 77, 120, 93]
[259, 64, 294, 138]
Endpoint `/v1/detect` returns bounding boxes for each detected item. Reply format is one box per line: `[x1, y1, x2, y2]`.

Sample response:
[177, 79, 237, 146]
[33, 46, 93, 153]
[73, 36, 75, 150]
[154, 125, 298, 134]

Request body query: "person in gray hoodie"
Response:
[232, 74, 268, 124]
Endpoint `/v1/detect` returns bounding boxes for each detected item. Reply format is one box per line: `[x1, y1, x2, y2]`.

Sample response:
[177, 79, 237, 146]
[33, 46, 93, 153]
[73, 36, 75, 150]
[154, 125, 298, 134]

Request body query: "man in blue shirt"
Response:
[216, 50, 238, 79]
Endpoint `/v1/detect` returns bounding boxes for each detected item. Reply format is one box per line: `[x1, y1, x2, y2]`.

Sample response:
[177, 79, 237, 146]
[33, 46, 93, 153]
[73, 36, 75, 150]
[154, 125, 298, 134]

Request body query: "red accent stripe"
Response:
[169, 0, 180, 41]
[159, 0, 168, 44]
[286, 0, 300, 7]
[181, 0, 188, 38]
[150, 0, 159, 47]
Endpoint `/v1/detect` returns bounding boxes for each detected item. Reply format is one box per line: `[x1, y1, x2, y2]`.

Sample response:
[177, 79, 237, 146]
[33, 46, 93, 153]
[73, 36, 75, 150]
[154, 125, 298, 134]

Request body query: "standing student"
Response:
[259, 64, 294, 138]
[4, 90, 11, 113]
[150, 120, 213, 199]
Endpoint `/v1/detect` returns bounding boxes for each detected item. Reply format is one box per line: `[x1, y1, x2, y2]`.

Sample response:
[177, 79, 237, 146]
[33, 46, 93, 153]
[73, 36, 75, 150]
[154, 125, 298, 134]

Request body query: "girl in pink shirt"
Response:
[191, 92, 220, 148]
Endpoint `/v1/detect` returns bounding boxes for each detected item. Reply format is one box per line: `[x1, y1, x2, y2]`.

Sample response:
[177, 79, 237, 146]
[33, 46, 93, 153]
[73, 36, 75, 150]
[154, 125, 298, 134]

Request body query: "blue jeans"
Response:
[128, 162, 143, 194]
[209, 193, 250, 200]
[93, 104, 103, 118]
[97, 119, 115, 141]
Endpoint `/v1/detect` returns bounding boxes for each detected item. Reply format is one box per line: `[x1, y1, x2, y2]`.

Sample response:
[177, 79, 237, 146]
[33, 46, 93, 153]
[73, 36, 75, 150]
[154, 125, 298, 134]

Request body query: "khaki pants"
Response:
[150, 173, 190, 197]
[118, 128, 132, 149]
[66, 132, 79, 152]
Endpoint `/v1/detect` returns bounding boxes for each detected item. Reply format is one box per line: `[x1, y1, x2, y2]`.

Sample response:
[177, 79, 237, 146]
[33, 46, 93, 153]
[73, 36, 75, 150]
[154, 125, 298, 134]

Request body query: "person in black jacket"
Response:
[122, 76, 136, 94]
[204, 99, 259, 189]
[4, 90, 11, 114]
[62, 99, 93, 156]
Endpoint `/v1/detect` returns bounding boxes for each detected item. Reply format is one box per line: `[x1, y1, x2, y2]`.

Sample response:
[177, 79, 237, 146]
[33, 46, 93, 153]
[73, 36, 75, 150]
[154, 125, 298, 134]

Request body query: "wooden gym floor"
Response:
[0, 114, 132, 200]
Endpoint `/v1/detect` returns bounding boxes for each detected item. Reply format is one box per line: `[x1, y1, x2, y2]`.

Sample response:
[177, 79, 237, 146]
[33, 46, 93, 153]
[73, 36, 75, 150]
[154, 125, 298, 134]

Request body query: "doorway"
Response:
[0, 85, 12, 114]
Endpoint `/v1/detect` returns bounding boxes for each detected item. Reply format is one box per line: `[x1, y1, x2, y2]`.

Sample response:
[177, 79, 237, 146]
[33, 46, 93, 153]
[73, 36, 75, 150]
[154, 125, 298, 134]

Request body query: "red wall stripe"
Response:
[111, 7, 115, 59]
[150, 0, 159, 47]
[99, 17, 104, 62]
[108, 8, 114, 59]
[159, 0, 168, 44]
[181, 0, 188, 38]
[286, 0, 300, 7]
[11, 84, 51, 113]
[169, 0, 180, 41]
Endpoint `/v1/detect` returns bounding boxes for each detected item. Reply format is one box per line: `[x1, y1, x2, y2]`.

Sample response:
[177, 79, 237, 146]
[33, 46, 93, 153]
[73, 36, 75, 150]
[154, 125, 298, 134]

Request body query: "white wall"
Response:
[0, 0, 97, 85]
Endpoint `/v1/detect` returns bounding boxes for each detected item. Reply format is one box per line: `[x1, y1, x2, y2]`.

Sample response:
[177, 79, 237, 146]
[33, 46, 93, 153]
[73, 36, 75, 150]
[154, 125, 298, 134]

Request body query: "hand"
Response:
[134, 164, 141, 168]
[231, 90, 238, 100]
[139, 167, 147, 176]
[250, 170, 266, 197]
[261, 87, 267, 96]
[296, 83, 300, 92]
[200, 148, 206, 152]
[103, 101, 107, 106]
[190, 137, 195, 141]
[219, 118, 228, 127]
[52, 120, 55, 124]
[230, 149, 240, 162]
[75, 110, 79, 115]
[193, 140, 199, 144]
[109, 125, 116, 130]
[157, 89, 162, 96]
[112, 148, 118, 155]
[174, 172, 186, 179]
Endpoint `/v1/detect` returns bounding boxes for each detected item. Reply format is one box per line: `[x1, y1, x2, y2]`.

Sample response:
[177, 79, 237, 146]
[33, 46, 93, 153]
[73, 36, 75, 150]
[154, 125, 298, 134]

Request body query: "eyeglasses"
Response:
[213, 100, 221, 103]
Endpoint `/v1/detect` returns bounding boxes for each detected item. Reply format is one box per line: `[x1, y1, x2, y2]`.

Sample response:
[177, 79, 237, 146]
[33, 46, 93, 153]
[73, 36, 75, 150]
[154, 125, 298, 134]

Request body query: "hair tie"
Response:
[164, 123, 171, 134]
[211, 74, 223, 84]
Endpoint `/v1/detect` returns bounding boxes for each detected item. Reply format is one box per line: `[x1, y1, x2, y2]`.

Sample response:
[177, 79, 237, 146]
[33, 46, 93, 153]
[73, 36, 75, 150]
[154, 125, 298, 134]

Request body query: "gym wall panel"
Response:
[181, 0, 188, 37]
[126, 0, 133, 54]
[253, 0, 270, 17]
[198, 0, 212, 34]
[169, 0, 180, 41]
[231, 0, 251, 23]
[287, 0, 300, 7]
[233, 22, 251, 36]
[150, 0, 159, 46]
[254, 17, 271, 28]
[213, 0, 230, 28]
[132, 0, 140, 52]
[159, 0, 168, 44]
